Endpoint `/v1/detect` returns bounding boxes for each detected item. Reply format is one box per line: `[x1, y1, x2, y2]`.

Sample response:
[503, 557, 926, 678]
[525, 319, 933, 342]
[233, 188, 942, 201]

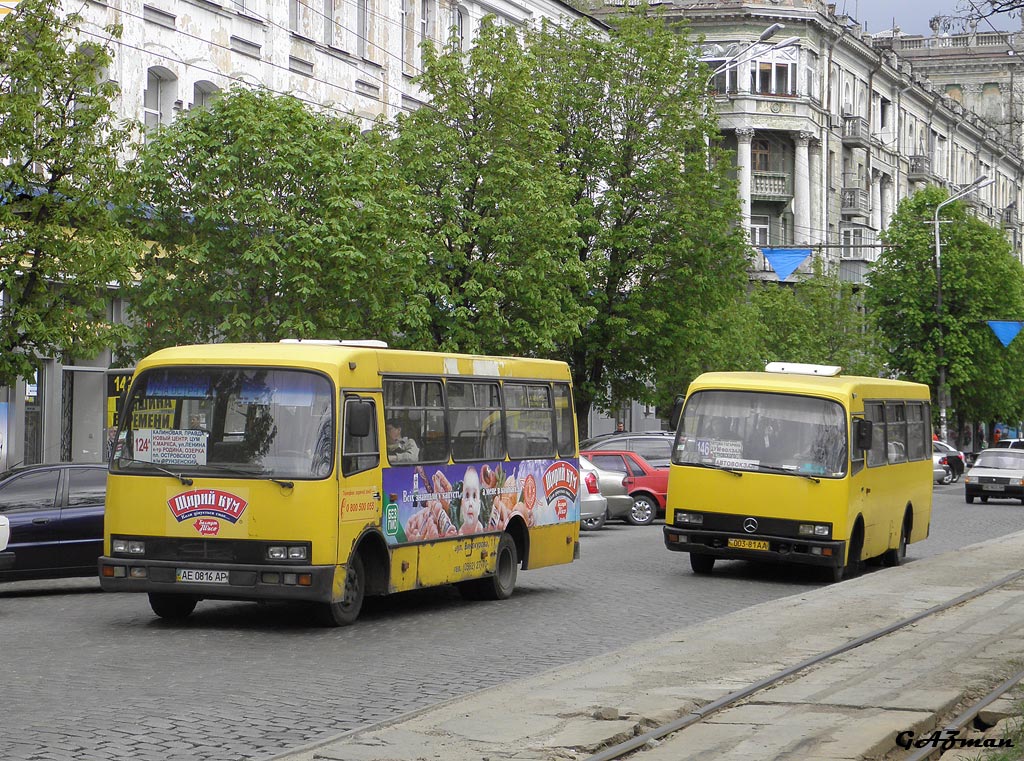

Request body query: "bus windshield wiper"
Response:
[119, 458, 193, 486]
[679, 460, 743, 477]
[754, 463, 821, 483]
[200, 463, 295, 489]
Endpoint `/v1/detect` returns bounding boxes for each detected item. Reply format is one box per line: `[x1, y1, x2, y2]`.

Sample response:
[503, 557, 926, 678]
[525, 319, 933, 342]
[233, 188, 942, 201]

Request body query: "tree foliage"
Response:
[528, 8, 751, 430]
[866, 186, 1024, 428]
[750, 264, 883, 376]
[385, 20, 587, 356]
[125, 87, 427, 357]
[0, 0, 140, 386]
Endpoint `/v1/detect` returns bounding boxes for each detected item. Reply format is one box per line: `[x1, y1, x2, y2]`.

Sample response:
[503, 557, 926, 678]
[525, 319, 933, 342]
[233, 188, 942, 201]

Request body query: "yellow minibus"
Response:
[663, 363, 932, 581]
[100, 340, 581, 625]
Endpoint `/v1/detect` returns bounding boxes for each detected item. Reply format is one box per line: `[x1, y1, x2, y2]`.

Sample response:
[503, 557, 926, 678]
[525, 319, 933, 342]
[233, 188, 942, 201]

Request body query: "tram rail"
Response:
[584, 569, 1024, 761]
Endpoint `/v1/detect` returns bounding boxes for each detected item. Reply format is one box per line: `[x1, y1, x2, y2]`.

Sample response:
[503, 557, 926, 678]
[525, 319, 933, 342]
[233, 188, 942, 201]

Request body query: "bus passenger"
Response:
[386, 422, 420, 463]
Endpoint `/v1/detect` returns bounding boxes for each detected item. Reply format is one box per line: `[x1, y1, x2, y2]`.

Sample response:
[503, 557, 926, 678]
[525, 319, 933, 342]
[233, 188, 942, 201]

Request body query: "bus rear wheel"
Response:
[458, 533, 518, 601]
[149, 593, 198, 621]
[881, 517, 909, 567]
[690, 553, 715, 575]
[317, 554, 365, 627]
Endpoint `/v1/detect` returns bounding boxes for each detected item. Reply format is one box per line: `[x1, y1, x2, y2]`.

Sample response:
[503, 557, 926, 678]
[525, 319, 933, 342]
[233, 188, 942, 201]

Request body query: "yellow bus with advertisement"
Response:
[663, 363, 933, 582]
[99, 340, 581, 625]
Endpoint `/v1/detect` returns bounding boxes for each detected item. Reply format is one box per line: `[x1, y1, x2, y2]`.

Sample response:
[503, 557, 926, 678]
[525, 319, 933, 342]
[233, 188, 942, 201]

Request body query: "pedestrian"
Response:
[615, 422, 625, 433]
[994, 428, 1002, 445]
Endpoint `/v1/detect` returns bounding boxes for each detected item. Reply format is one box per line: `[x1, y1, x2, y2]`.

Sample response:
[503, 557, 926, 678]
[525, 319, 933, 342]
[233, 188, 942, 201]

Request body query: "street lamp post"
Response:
[933, 175, 995, 442]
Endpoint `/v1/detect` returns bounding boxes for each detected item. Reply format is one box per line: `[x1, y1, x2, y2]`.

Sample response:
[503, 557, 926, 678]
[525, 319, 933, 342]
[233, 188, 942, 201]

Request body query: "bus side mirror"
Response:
[669, 394, 685, 430]
[346, 400, 374, 438]
[854, 419, 873, 451]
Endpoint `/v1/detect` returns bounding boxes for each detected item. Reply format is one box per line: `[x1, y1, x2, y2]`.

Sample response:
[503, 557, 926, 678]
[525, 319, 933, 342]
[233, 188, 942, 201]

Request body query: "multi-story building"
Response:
[1, 0, 599, 469]
[594, 0, 1024, 284]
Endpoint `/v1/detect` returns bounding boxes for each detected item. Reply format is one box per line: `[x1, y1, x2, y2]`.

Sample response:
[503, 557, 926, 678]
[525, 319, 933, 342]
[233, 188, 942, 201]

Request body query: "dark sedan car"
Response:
[0, 462, 106, 581]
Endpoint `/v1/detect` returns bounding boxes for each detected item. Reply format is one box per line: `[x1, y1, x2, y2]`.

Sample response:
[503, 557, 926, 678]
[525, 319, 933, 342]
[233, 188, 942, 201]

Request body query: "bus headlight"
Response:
[798, 524, 831, 537]
[268, 545, 308, 561]
[675, 512, 703, 526]
[112, 539, 146, 555]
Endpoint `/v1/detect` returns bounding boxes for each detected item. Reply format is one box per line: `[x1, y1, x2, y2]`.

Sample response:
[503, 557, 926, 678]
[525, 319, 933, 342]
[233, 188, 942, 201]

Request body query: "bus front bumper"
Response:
[98, 556, 337, 603]
[663, 526, 845, 569]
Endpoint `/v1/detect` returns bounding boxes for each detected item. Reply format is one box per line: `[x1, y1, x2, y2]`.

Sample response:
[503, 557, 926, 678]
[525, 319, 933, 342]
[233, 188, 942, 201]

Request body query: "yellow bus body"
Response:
[100, 342, 580, 624]
[664, 368, 933, 580]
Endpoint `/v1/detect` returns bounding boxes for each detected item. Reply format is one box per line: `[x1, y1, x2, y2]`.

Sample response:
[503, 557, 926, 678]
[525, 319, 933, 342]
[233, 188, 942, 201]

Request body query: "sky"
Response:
[837, 0, 1021, 37]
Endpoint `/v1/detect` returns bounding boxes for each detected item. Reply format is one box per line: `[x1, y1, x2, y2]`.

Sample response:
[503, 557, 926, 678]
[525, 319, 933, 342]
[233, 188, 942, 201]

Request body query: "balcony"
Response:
[907, 155, 933, 182]
[841, 116, 870, 148]
[751, 171, 793, 201]
[840, 187, 870, 217]
[1003, 206, 1019, 228]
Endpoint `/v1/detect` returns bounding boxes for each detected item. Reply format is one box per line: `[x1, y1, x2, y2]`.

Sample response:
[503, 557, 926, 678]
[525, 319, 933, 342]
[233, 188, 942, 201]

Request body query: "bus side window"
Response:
[342, 397, 379, 476]
[865, 401, 886, 468]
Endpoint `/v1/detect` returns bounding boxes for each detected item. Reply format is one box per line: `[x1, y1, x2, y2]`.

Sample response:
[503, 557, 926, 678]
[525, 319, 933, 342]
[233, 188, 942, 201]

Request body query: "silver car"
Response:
[579, 456, 608, 531]
[580, 454, 632, 527]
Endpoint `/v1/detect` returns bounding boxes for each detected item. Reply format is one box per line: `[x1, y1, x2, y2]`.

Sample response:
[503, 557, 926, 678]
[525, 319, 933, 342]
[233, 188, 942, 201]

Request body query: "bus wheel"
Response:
[690, 553, 715, 575]
[882, 517, 909, 567]
[317, 554, 365, 627]
[627, 496, 656, 526]
[149, 593, 198, 621]
[458, 533, 518, 601]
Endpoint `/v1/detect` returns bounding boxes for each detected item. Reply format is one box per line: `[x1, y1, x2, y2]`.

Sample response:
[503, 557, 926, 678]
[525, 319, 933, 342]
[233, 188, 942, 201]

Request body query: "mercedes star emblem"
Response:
[743, 518, 759, 533]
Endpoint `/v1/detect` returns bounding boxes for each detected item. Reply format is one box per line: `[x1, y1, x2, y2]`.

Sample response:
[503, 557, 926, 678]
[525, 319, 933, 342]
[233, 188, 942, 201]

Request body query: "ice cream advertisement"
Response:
[381, 459, 580, 545]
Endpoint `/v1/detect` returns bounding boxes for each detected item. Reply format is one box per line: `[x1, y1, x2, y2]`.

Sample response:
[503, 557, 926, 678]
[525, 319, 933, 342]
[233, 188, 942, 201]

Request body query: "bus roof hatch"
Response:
[765, 362, 842, 376]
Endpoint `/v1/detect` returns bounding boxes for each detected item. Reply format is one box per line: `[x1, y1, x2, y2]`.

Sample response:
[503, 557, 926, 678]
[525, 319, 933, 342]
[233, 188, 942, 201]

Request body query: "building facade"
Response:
[598, 0, 1024, 284]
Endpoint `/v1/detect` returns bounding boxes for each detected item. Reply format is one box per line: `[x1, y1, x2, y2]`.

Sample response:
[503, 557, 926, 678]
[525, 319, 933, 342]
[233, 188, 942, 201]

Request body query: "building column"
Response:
[794, 131, 813, 245]
[736, 127, 754, 240]
[870, 169, 883, 232]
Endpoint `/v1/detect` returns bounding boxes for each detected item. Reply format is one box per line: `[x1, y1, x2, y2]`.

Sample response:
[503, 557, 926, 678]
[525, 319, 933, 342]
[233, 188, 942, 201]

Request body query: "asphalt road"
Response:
[0, 481, 1016, 761]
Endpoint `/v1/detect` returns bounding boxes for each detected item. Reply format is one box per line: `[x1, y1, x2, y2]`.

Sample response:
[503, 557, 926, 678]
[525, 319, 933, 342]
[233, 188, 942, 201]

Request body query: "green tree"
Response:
[0, 0, 140, 386]
[385, 20, 587, 356]
[529, 9, 751, 432]
[125, 87, 427, 356]
[866, 186, 1024, 430]
[750, 264, 883, 375]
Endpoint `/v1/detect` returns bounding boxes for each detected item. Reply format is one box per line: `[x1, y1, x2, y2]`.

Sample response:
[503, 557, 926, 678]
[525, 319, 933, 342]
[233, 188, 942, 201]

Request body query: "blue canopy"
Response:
[761, 248, 812, 282]
[987, 320, 1024, 348]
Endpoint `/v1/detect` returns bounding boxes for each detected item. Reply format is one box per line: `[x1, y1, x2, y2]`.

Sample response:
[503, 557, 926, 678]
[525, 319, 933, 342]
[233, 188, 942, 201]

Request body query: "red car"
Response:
[579, 449, 667, 526]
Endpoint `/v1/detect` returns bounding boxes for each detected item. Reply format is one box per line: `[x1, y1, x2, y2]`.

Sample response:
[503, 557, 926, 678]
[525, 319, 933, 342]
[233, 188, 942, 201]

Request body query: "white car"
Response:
[0, 515, 12, 571]
[964, 449, 1024, 504]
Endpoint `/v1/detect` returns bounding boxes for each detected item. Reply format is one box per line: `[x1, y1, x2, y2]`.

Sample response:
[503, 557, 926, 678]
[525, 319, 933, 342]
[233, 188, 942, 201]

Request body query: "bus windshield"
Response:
[673, 390, 848, 478]
[111, 367, 334, 480]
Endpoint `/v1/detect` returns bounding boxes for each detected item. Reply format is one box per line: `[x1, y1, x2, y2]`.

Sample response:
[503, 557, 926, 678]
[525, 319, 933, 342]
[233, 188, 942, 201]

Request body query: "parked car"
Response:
[578, 431, 675, 468]
[579, 449, 667, 526]
[933, 440, 965, 481]
[579, 454, 633, 525]
[964, 449, 1024, 504]
[993, 438, 1024, 450]
[933, 458, 952, 485]
[0, 463, 106, 581]
[578, 456, 608, 531]
[0, 514, 12, 571]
